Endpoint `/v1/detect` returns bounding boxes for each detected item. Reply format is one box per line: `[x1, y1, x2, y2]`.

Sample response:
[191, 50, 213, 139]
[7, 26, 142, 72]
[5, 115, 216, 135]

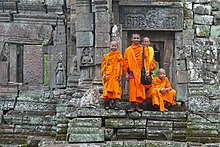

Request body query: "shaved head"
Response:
[158, 68, 166, 74]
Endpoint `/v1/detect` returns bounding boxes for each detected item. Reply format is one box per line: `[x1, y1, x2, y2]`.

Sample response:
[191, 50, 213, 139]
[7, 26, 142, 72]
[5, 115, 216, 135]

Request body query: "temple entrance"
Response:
[122, 31, 176, 97]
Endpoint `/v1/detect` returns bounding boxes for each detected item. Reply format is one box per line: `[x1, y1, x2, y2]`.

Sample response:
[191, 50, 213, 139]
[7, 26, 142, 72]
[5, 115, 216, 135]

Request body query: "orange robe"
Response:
[146, 77, 176, 111]
[100, 50, 123, 99]
[124, 43, 156, 103]
[144, 46, 157, 72]
[144, 46, 157, 89]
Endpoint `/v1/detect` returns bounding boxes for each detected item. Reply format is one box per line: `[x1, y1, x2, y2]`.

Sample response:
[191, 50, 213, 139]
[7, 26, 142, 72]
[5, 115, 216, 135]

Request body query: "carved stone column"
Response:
[92, 0, 111, 87]
[75, 0, 94, 81]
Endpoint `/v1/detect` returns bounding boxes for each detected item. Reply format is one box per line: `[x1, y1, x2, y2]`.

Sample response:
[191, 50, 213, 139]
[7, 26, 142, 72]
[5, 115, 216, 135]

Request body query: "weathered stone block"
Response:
[177, 71, 188, 84]
[211, 25, 220, 37]
[104, 129, 114, 140]
[195, 25, 210, 37]
[76, 32, 94, 47]
[176, 60, 186, 70]
[184, 19, 193, 29]
[75, 0, 90, 14]
[68, 127, 104, 134]
[95, 32, 110, 48]
[2, 23, 51, 43]
[69, 133, 104, 143]
[210, 1, 220, 11]
[95, 47, 109, 64]
[0, 62, 8, 84]
[142, 111, 187, 122]
[76, 108, 105, 117]
[176, 84, 188, 102]
[95, 12, 111, 33]
[123, 141, 145, 147]
[188, 96, 213, 113]
[9, 44, 17, 83]
[117, 129, 145, 139]
[194, 14, 213, 25]
[23, 45, 43, 85]
[76, 13, 94, 31]
[68, 118, 102, 127]
[105, 118, 134, 128]
[104, 109, 127, 118]
[54, 26, 66, 45]
[186, 0, 211, 3]
[147, 120, 173, 129]
[193, 4, 212, 15]
[104, 141, 123, 147]
[134, 119, 147, 129]
[184, 2, 192, 10]
[145, 140, 187, 147]
[183, 29, 194, 45]
[184, 9, 193, 19]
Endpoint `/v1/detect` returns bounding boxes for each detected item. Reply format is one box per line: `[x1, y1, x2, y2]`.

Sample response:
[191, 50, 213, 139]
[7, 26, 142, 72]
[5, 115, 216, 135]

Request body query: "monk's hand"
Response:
[125, 73, 129, 81]
[160, 88, 166, 93]
[165, 88, 170, 92]
[145, 70, 149, 75]
[118, 76, 122, 81]
[103, 74, 106, 82]
[151, 66, 154, 70]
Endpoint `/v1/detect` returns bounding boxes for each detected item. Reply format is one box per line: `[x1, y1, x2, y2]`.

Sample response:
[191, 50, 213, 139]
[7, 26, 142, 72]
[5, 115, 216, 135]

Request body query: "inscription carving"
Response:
[120, 7, 183, 30]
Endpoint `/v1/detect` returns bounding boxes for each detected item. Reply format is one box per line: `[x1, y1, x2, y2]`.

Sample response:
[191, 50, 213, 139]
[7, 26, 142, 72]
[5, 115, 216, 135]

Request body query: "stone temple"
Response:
[0, 0, 220, 146]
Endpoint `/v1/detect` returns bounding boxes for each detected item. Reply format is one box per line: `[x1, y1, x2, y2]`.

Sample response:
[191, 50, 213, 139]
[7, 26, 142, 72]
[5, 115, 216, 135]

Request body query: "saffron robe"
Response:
[146, 77, 176, 111]
[124, 43, 156, 103]
[100, 50, 123, 99]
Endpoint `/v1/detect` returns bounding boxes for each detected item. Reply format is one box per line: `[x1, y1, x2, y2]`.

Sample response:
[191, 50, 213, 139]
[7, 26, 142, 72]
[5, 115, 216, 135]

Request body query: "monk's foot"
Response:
[128, 107, 134, 112]
[164, 108, 168, 112]
[105, 106, 109, 110]
[136, 107, 143, 112]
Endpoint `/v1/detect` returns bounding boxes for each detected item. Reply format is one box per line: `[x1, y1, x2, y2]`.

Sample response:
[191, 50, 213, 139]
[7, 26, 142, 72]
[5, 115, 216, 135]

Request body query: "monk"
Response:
[100, 41, 123, 110]
[142, 37, 157, 89]
[124, 34, 155, 112]
[146, 68, 176, 112]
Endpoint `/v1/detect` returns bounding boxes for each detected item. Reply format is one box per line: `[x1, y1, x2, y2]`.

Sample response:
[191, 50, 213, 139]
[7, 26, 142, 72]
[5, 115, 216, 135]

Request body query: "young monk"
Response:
[142, 37, 157, 89]
[124, 33, 149, 112]
[142, 37, 157, 72]
[100, 41, 123, 110]
[146, 68, 176, 112]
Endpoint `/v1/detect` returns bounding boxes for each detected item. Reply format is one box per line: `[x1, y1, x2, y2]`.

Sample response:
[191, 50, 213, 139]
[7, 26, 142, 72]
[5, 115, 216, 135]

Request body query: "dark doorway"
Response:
[17, 45, 23, 83]
[122, 31, 175, 98]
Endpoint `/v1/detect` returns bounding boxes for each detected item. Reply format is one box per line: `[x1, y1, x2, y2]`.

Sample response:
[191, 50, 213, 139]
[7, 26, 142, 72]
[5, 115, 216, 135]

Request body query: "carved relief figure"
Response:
[202, 48, 217, 84]
[70, 55, 79, 75]
[81, 47, 93, 65]
[56, 60, 64, 85]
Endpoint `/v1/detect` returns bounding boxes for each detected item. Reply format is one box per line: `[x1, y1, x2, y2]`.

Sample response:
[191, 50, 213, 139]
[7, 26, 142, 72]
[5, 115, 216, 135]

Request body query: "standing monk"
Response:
[124, 33, 150, 112]
[100, 41, 123, 110]
[146, 68, 176, 112]
[142, 37, 157, 89]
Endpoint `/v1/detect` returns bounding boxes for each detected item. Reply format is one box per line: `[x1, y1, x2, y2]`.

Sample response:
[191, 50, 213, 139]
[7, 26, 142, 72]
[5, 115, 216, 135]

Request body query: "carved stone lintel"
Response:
[119, 6, 183, 30]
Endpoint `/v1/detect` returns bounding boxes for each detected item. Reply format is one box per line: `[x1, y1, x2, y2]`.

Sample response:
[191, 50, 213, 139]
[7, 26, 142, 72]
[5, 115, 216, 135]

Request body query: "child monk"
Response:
[142, 37, 157, 89]
[100, 41, 123, 110]
[146, 68, 176, 112]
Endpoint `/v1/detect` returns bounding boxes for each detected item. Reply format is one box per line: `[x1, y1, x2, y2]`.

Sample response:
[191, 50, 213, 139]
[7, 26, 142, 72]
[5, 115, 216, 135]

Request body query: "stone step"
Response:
[0, 134, 27, 144]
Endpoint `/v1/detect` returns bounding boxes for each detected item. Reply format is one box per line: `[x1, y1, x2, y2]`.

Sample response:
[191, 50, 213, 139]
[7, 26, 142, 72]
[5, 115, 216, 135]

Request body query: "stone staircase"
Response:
[0, 86, 58, 146]
[0, 82, 220, 146]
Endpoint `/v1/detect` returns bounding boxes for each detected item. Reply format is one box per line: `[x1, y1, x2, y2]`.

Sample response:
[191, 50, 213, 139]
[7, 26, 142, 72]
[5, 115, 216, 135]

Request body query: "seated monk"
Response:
[146, 68, 176, 112]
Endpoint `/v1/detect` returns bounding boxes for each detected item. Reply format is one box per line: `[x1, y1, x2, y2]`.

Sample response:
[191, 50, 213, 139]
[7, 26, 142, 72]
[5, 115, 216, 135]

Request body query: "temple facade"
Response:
[0, 0, 220, 146]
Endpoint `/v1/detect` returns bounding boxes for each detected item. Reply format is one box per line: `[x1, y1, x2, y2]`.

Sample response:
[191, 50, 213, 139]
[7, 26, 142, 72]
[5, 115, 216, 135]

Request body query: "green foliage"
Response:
[44, 54, 49, 86]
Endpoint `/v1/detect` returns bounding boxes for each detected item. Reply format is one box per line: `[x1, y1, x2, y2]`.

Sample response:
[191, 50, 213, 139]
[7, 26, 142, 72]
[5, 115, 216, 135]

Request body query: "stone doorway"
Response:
[122, 31, 176, 97]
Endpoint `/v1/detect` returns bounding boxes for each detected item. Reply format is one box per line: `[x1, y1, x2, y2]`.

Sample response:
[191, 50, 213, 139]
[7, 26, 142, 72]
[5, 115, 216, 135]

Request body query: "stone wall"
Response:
[182, 0, 220, 143]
